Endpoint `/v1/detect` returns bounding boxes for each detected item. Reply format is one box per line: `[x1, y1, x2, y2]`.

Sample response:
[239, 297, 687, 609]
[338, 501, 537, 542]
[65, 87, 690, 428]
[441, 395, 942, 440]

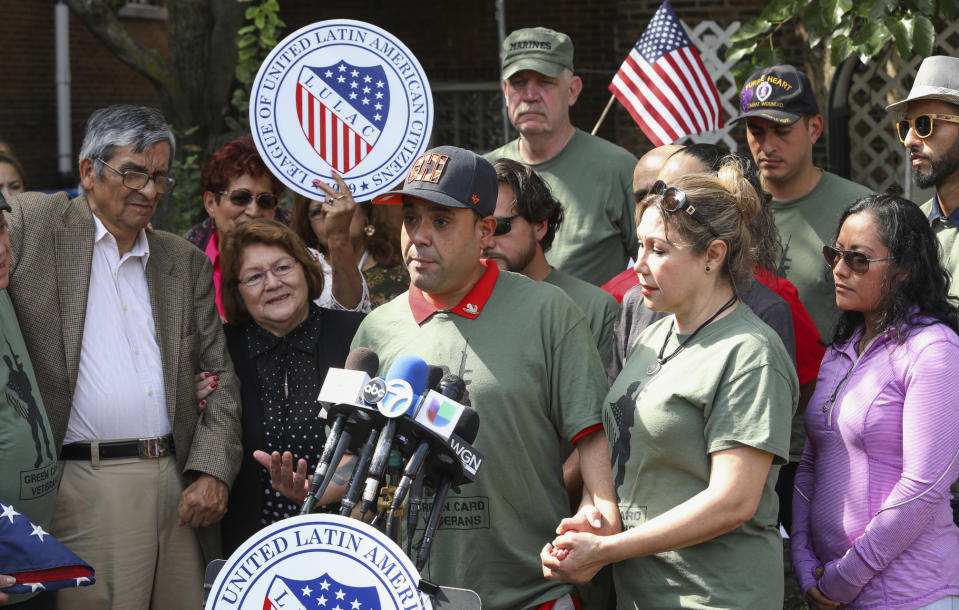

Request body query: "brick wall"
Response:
[1, 0, 821, 189]
[0, 2, 165, 190]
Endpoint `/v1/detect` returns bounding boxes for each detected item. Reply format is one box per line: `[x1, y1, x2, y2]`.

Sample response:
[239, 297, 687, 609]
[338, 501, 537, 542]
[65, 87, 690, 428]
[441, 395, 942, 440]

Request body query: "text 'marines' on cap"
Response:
[373, 145, 497, 218]
[501, 27, 574, 81]
[729, 64, 820, 126]
[886, 55, 959, 114]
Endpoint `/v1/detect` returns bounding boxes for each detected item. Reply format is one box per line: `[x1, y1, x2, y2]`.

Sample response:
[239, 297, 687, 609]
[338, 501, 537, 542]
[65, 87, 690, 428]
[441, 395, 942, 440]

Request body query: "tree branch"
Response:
[64, 0, 172, 92]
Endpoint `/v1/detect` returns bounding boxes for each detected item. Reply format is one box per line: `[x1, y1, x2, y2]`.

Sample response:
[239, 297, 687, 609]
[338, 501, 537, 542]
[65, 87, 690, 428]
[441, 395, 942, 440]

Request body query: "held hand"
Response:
[556, 504, 617, 537]
[177, 474, 228, 528]
[253, 450, 311, 504]
[313, 175, 358, 240]
[540, 531, 609, 583]
[805, 567, 842, 609]
[194, 372, 218, 413]
[0, 574, 14, 604]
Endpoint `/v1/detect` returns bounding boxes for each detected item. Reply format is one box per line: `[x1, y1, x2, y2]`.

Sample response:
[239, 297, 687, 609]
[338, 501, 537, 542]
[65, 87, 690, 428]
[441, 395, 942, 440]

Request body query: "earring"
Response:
[705, 265, 711, 272]
[364, 224, 376, 237]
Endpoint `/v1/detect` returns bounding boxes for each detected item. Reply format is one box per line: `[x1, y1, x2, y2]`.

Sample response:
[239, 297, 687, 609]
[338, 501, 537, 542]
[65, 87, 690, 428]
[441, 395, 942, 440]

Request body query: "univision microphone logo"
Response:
[427, 399, 458, 427]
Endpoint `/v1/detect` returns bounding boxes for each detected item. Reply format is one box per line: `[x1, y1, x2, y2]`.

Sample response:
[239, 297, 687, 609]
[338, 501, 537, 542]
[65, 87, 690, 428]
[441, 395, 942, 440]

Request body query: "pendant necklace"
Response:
[646, 294, 738, 376]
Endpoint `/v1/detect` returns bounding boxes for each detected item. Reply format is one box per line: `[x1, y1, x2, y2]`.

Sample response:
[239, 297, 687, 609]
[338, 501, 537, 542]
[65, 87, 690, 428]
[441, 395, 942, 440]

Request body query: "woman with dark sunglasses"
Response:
[184, 135, 367, 318]
[541, 159, 798, 608]
[791, 193, 959, 609]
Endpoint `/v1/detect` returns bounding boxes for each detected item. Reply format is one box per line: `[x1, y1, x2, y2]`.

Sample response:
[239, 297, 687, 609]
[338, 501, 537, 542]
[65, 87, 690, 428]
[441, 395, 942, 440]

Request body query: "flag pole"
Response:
[591, 94, 617, 135]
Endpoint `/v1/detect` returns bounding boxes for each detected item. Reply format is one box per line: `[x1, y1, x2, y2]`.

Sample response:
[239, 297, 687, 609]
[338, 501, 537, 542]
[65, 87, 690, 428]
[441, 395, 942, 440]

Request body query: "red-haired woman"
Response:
[184, 135, 367, 316]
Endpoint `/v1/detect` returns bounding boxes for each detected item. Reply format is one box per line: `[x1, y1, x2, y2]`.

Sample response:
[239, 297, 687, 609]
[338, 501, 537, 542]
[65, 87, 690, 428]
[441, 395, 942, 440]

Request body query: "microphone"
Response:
[359, 354, 429, 520]
[414, 380, 480, 570]
[392, 373, 469, 515]
[301, 348, 378, 515]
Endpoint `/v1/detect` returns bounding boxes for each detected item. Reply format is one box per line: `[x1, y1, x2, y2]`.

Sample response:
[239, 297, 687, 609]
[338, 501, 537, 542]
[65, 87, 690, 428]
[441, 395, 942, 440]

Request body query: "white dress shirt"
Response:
[65, 216, 171, 443]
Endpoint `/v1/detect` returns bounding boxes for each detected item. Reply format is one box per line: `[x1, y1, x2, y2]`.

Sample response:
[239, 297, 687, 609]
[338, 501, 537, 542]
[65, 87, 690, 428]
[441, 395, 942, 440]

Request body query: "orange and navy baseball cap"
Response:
[730, 64, 820, 126]
[373, 146, 497, 217]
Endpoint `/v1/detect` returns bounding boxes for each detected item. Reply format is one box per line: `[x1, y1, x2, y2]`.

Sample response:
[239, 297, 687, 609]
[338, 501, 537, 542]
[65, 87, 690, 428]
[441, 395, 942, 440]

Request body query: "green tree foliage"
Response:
[226, 0, 286, 132]
[724, 0, 958, 88]
[65, 0, 285, 232]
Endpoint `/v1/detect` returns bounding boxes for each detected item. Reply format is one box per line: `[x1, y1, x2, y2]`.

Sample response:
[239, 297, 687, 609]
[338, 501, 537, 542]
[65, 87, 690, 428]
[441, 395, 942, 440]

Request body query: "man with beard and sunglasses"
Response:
[483, 158, 618, 358]
[731, 65, 871, 344]
[887, 54, 959, 526]
[185, 135, 368, 318]
[887, 56, 959, 297]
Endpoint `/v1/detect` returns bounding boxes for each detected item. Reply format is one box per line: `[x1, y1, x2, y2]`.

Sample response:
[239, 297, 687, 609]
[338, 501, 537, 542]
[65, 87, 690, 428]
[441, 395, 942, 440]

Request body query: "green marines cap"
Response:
[374, 146, 497, 218]
[501, 27, 574, 80]
[729, 64, 820, 125]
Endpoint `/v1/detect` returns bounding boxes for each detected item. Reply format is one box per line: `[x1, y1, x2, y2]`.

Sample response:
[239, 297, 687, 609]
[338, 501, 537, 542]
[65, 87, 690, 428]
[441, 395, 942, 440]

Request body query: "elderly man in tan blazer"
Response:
[6, 105, 242, 609]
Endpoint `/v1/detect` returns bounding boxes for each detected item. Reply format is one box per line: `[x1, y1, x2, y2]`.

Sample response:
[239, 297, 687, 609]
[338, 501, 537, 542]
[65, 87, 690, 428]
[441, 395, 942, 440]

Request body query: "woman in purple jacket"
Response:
[792, 193, 959, 609]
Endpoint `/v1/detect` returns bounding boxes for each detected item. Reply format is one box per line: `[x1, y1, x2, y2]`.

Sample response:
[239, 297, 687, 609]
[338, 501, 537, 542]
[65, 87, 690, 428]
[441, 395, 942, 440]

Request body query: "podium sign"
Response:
[206, 514, 432, 609]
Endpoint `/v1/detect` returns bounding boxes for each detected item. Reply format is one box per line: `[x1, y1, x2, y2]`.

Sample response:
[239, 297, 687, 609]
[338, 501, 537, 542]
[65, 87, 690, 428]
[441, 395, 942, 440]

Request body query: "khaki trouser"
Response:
[51, 455, 204, 610]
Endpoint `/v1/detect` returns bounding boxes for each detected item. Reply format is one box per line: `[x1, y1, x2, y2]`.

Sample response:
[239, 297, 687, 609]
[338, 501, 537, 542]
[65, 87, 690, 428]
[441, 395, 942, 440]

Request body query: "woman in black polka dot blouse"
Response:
[216, 218, 365, 555]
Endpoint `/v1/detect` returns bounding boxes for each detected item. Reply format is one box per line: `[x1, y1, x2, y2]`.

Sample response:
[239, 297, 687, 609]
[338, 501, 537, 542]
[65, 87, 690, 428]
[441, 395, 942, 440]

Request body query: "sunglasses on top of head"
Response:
[648, 180, 720, 238]
[219, 188, 279, 210]
[895, 113, 959, 143]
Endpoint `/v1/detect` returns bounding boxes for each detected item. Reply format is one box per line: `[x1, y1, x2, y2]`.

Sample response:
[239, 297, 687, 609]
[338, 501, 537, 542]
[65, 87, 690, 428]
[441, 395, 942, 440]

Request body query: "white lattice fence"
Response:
[678, 20, 742, 151]
[847, 18, 959, 198]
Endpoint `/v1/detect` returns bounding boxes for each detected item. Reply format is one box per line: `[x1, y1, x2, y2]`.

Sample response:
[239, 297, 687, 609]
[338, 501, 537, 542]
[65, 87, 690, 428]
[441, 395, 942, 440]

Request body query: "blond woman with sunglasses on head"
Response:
[541, 158, 798, 609]
[791, 194, 959, 610]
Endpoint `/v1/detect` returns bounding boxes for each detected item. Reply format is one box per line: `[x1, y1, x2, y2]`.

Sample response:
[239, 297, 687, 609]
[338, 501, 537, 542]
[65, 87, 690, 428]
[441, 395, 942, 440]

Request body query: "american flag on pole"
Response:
[609, 1, 723, 146]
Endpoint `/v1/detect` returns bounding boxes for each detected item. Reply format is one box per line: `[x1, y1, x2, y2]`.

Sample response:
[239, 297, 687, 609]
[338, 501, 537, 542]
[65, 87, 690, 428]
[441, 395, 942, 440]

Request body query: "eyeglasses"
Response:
[238, 257, 298, 288]
[822, 246, 894, 274]
[895, 113, 959, 143]
[493, 214, 521, 236]
[219, 189, 279, 210]
[97, 158, 176, 194]
[648, 180, 720, 238]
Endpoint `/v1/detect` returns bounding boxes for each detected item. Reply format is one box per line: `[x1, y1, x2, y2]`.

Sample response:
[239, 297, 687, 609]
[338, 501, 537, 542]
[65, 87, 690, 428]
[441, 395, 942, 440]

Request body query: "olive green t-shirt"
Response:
[604, 305, 798, 610]
[486, 130, 638, 286]
[544, 267, 618, 362]
[351, 269, 607, 610]
[771, 171, 872, 340]
[920, 197, 959, 502]
[921, 197, 959, 297]
[0, 290, 58, 604]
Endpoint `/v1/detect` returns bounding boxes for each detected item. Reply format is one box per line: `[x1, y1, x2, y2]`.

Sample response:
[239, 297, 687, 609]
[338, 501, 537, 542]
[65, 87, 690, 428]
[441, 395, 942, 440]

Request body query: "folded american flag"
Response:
[0, 500, 94, 594]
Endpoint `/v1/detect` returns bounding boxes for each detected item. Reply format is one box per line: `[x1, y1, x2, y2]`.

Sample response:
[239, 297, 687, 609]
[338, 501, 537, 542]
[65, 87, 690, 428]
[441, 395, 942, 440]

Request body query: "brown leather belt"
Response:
[60, 434, 175, 460]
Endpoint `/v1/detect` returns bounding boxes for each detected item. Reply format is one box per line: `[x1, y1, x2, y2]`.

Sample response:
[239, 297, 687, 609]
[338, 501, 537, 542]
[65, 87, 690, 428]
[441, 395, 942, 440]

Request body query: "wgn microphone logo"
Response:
[206, 514, 432, 610]
[250, 19, 434, 203]
[377, 379, 415, 418]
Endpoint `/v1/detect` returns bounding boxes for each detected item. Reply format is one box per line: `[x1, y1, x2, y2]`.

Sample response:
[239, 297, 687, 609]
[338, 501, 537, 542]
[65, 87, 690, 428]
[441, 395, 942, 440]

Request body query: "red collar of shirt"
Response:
[409, 259, 499, 324]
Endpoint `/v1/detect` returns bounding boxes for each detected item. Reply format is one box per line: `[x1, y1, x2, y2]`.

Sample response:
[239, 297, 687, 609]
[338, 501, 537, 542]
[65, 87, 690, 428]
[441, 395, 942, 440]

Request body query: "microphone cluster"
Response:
[302, 348, 484, 570]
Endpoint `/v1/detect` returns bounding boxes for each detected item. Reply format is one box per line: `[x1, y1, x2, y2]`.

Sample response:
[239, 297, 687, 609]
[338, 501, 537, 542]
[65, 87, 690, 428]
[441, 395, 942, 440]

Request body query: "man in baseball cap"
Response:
[887, 55, 959, 524]
[487, 27, 638, 289]
[359, 145, 619, 608]
[731, 65, 871, 537]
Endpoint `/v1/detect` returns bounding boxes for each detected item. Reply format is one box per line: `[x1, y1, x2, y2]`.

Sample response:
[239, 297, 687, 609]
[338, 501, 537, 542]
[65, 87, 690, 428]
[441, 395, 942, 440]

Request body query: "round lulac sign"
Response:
[249, 19, 434, 201]
[206, 514, 433, 610]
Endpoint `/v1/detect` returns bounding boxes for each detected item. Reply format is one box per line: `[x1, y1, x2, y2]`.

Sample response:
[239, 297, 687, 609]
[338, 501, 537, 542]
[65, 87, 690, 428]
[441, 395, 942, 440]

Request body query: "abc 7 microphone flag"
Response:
[249, 19, 434, 202]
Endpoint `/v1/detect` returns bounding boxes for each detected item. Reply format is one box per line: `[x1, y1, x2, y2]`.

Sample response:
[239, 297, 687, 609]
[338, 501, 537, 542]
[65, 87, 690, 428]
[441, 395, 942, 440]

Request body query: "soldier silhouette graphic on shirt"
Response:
[607, 379, 641, 491]
[4, 340, 53, 468]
